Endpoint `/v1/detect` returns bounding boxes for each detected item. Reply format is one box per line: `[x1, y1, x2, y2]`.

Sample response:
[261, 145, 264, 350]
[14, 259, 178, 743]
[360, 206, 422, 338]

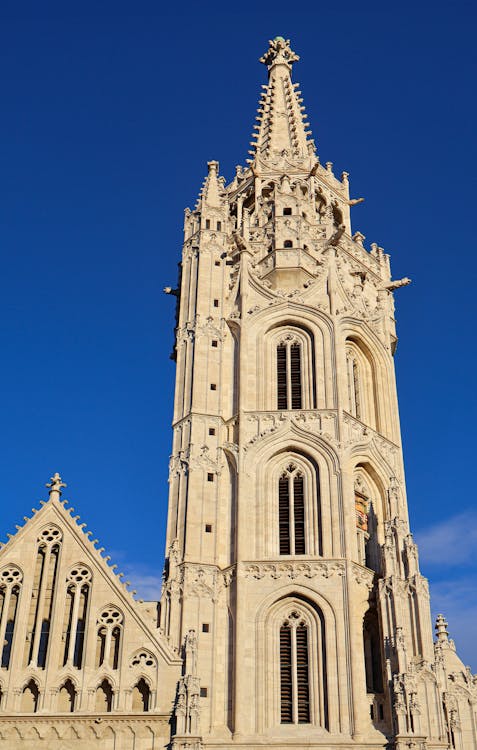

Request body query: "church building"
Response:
[0, 36, 475, 750]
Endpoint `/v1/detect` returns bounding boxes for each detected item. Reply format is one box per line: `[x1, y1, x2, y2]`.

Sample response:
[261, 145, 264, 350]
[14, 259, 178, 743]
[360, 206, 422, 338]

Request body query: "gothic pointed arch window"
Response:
[96, 605, 123, 670]
[279, 464, 306, 555]
[25, 524, 62, 670]
[277, 337, 302, 409]
[95, 678, 113, 712]
[58, 679, 76, 712]
[345, 337, 378, 430]
[63, 565, 91, 668]
[0, 565, 22, 670]
[269, 326, 316, 411]
[20, 679, 40, 713]
[271, 453, 322, 558]
[354, 467, 383, 574]
[262, 596, 328, 730]
[280, 612, 310, 723]
[363, 609, 384, 694]
[132, 678, 151, 711]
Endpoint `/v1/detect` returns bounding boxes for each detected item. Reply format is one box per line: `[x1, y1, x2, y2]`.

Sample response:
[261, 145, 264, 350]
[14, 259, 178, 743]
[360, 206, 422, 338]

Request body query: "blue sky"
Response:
[1, 1, 476, 667]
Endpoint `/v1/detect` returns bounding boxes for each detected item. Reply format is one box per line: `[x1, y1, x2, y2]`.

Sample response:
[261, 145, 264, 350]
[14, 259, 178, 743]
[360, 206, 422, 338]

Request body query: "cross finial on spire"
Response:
[259, 37, 299, 73]
[46, 472, 66, 500]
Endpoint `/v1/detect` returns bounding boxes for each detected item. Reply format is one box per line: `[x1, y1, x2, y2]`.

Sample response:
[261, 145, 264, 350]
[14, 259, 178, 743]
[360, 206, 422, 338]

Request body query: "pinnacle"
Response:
[46, 472, 66, 500]
[198, 160, 223, 209]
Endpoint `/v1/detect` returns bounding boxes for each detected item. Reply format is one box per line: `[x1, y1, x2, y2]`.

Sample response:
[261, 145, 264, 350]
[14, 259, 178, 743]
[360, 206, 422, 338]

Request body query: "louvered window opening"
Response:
[276, 343, 302, 410]
[277, 345, 288, 409]
[296, 624, 310, 722]
[279, 470, 306, 555]
[293, 476, 305, 554]
[280, 621, 310, 724]
[279, 477, 291, 554]
[290, 344, 302, 409]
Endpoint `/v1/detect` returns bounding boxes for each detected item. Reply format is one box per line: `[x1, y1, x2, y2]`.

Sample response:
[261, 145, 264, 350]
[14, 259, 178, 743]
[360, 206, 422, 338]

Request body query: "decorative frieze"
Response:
[243, 560, 345, 580]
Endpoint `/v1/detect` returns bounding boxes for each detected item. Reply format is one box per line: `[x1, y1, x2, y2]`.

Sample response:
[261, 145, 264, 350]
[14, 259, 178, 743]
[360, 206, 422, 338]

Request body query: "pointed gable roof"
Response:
[195, 159, 225, 211]
[0, 473, 180, 666]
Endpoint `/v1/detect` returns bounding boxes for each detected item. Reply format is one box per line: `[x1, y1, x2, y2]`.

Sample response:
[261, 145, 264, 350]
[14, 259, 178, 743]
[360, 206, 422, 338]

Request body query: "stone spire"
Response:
[248, 37, 314, 163]
[198, 160, 223, 209]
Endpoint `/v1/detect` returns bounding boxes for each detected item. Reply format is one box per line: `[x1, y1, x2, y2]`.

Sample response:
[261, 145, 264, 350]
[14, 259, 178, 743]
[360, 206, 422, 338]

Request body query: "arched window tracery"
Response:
[279, 464, 306, 555]
[354, 470, 382, 573]
[277, 336, 303, 410]
[272, 327, 316, 411]
[280, 611, 310, 724]
[263, 322, 323, 412]
[262, 596, 328, 730]
[26, 525, 62, 669]
[96, 606, 123, 670]
[130, 650, 157, 669]
[270, 453, 322, 558]
[345, 337, 379, 431]
[63, 565, 91, 668]
[0, 565, 22, 670]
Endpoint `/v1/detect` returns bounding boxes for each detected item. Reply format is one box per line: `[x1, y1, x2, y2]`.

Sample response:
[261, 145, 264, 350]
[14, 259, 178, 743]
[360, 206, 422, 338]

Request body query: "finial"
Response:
[260, 37, 299, 73]
[46, 472, 66, 501]
[207, 160, 219, 174]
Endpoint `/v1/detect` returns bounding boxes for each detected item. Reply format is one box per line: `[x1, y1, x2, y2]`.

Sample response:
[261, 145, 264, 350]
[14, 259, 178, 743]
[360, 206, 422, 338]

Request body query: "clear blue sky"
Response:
[1, 1, 476, 666]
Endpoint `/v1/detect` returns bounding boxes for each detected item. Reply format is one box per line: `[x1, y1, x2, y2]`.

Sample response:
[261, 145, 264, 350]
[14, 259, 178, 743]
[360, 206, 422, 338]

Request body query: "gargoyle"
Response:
[383, 277, 412, 291]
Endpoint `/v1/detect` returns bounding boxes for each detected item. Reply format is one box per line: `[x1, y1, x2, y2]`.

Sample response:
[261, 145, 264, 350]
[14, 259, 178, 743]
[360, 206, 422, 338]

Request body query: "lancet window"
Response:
[63, 565, 91, 668]
[363, 609, 384, 694]
[58, 679, 76, 712]
[20, 679, 40, 713]
[266, 326, 317, 412]
[132, 678, 151, 711]
[95, 679, 113, 712]
[26, 525, 62, 669]
[279, 464, 306, 555]
[96, 606, 123, 669]
[345, 338, 379, 430]
[280, 612, 310, 724]
[354, 474, 380, 573]
[277, 339, 302, 410]
[0, 566, 22, 669]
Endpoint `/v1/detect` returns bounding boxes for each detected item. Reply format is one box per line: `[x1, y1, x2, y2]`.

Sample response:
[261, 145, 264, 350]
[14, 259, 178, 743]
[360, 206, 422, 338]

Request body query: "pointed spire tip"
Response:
[260, 37, 299, 72]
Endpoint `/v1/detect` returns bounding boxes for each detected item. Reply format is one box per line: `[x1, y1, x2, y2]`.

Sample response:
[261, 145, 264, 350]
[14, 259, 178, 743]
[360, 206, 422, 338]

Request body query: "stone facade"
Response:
[1, 36, 475, 750]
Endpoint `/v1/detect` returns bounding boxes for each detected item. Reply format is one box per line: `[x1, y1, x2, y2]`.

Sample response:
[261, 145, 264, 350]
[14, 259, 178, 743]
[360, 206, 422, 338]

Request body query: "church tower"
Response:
[161, 37, 476, 750]
[0, 34, 475, 750]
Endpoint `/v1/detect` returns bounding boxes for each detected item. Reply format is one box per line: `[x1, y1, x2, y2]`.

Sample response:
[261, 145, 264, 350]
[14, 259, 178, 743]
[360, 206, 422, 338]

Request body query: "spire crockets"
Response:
[248, 37, 314, 163]
[197, 160, 224, 209]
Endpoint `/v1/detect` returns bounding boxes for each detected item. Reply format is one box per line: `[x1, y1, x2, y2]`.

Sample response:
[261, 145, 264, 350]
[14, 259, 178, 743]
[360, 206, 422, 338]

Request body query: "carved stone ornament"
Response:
[243, 560, 345, 580]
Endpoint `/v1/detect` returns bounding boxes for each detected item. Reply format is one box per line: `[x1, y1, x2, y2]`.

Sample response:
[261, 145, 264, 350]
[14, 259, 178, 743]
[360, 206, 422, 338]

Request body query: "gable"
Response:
[0, 491, 181, 716]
